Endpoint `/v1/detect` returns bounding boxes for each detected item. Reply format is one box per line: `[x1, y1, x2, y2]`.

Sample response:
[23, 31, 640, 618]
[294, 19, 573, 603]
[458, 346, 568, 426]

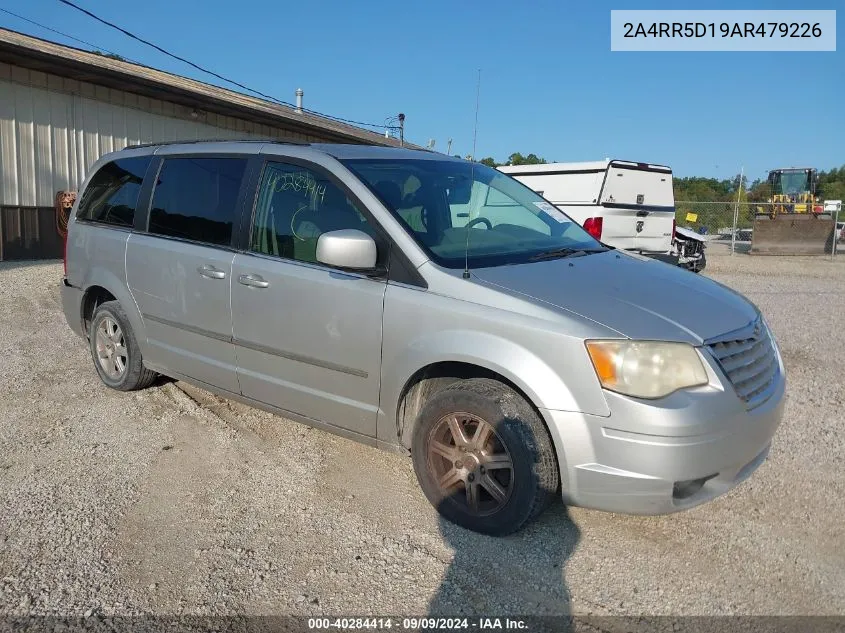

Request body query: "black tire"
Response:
[89, 300, 157, 391]
[411, 378, 560, 536]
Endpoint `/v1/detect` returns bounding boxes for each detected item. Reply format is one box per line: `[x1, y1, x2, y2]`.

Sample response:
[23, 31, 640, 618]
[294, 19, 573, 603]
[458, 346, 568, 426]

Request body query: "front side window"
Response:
[148, 157, 248, 246]
[344, 158, 604, 268]
[76, 156, 151, 227]
[250, 162, 374, 265]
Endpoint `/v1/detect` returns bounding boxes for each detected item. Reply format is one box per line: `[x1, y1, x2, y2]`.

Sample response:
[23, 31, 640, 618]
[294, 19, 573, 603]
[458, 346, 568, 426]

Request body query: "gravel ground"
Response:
[0, 254, 843, 622]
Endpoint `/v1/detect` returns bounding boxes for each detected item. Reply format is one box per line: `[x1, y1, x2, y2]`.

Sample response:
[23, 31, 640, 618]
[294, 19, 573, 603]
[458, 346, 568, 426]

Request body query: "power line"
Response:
[55, 0, 288, 105]
[55, 0, 400, 132]
[0, 6, 135, 61]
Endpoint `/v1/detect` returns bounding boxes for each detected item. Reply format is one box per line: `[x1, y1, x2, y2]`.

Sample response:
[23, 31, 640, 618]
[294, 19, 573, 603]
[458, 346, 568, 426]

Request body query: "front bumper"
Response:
[540, 372, 785, 515]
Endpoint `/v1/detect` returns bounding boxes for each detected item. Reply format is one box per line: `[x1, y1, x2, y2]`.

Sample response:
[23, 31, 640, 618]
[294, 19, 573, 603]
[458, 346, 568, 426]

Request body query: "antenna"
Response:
[463, 69, 481, 280]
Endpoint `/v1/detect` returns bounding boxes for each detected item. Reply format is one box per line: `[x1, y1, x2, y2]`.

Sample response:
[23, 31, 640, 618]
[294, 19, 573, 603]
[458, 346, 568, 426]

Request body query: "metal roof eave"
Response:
[0, 27, 417, 147]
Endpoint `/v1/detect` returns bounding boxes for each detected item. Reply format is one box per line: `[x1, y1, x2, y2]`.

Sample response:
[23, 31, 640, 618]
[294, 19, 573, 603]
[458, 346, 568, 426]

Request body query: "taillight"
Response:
[583, 217, 603, 240]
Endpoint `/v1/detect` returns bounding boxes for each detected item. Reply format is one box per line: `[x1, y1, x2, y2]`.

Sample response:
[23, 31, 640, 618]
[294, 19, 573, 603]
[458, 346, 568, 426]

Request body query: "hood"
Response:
[470, 250, 757, 344]
[674, 226, 707, 241]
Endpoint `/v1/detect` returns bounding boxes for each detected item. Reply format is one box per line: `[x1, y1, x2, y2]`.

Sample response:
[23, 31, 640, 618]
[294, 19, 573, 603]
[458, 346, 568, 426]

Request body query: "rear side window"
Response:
[148, 157, 248, 247]
[76, 156, 151, 227]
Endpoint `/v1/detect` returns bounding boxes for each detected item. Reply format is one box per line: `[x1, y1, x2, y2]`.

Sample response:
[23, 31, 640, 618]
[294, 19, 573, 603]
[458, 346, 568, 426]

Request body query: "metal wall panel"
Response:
[0, 206, 64, 260]
[0, 77, 18, 205]
[14, 83, 36, 207]
[0, 66, 320, 207]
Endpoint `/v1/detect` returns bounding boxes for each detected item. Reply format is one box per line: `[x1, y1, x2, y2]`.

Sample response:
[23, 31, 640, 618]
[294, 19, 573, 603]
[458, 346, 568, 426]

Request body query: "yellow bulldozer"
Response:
[760, 167, 823, 217]
[751, 167, 834, 254]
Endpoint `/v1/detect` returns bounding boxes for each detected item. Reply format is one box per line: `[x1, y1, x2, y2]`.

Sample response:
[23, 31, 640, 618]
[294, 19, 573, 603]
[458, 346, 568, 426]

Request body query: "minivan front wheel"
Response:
[89, 301, 156, 391]
[412, 378, 559, 536]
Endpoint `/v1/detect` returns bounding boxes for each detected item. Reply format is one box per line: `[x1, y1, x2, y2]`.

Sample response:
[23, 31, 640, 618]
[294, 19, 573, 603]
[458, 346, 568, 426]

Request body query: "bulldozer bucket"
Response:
[751, 214, 837, 255]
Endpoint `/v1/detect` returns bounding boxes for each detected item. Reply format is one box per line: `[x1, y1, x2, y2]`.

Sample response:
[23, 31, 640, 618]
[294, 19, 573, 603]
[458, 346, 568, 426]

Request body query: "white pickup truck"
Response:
[499, 159, 705, 270]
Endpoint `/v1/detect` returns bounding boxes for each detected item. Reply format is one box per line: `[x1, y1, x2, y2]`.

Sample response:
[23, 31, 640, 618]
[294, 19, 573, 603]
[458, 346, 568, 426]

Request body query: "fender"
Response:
[379, 328, 610, 450]
[673, 226, 707, 243]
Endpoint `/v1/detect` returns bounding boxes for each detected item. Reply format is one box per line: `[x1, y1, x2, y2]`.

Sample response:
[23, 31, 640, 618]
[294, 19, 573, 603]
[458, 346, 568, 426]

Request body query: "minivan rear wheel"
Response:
[411, 378, 559, 536]
[89, 300, 157, 391]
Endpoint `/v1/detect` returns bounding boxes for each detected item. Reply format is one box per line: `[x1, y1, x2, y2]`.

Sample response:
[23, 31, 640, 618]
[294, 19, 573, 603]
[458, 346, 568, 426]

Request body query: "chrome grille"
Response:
[708, 319, 780, 409]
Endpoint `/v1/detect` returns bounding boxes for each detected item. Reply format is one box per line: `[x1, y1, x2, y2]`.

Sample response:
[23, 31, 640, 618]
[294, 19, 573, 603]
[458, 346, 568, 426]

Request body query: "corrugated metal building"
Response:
[0, 28, 408, 260]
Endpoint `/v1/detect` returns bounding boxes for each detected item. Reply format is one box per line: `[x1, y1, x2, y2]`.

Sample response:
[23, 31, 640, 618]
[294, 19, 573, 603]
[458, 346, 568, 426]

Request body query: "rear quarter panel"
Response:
[65, 220, 148, 352]
[64, 147, 156, 350]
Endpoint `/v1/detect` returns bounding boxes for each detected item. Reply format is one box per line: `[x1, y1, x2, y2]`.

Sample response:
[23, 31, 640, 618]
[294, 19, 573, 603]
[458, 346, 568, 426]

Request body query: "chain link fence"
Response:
[674, 201, 842, 257]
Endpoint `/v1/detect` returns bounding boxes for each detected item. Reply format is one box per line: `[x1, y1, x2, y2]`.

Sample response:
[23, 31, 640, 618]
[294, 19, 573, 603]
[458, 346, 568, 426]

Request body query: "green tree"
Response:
[747, 178, 772, 203]
[818, 165, 845, 202]
[506, 152, 547, 166]
[479, 157, 498, 167]
[821, 179, 845, 202]
[673, 177, 733, 202]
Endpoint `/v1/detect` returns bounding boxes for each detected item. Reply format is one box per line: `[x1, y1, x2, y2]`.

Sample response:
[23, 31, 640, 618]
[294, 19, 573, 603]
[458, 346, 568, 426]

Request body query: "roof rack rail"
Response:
[123, 138, 310, 150]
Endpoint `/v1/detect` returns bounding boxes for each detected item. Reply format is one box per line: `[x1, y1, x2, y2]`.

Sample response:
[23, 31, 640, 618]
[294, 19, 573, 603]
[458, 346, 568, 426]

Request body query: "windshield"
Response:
[773, 171, 810, 195]
[343, 158, 604, 268]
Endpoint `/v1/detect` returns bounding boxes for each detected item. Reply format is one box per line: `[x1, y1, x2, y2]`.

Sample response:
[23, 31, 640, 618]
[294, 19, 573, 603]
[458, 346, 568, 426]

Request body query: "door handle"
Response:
[238, 274, 270, 289]
[198, 265, 226, 279]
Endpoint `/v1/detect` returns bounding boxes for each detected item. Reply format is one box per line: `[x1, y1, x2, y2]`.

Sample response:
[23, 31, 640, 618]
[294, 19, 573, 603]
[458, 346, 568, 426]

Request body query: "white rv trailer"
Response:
[498, 159, 677, 260]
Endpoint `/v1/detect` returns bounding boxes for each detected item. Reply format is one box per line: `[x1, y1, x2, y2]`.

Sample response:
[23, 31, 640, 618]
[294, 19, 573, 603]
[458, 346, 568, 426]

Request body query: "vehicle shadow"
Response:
[152, 374, 176, 388]
[426, 500, 580, 632]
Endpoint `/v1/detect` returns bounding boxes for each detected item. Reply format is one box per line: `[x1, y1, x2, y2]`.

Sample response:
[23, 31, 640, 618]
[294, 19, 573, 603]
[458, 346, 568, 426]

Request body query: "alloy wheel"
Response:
[426, 412, 514, 516]
[95, 316, 127, 380]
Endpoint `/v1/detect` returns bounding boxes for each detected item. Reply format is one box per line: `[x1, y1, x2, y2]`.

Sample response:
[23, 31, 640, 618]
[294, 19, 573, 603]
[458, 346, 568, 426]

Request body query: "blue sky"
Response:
[2, 0, 842, 179]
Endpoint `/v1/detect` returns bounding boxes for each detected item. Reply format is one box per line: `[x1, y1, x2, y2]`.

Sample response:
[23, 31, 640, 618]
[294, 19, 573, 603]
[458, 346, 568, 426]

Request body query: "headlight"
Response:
[585, 340, 708, 399]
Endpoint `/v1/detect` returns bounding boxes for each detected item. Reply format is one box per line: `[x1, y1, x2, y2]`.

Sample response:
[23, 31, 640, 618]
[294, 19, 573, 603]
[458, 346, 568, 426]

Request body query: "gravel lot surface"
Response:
[0, 255, 843, 621]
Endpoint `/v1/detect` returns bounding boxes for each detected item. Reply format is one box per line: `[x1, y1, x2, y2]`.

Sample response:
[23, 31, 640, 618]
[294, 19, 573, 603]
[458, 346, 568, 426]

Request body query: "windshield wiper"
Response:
[529, 248, 599, 261]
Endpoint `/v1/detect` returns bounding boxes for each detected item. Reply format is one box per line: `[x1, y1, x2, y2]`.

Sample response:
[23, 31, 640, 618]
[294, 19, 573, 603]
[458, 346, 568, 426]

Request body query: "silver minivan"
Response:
[61, 140, 786, 536]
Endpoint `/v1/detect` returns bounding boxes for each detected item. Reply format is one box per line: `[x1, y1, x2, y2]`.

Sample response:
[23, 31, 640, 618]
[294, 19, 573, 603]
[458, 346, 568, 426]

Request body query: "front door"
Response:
[126, 155, 249, 393]
[231, 160, 386, 437]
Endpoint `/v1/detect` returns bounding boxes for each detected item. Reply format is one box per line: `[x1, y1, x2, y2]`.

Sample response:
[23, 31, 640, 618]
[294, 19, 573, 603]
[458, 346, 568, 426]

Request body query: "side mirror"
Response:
[316, 229, 380, 273]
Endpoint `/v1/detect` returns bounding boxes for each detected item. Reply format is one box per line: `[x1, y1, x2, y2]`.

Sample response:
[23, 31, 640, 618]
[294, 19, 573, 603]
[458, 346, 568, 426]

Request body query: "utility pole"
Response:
[446, 138, 453, 155]
[398, 113, 405, 147]
[731, 166, 744, 256]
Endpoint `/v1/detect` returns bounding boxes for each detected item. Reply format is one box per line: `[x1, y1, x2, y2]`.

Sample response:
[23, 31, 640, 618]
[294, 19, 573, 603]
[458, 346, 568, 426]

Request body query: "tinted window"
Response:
[76, 156, 151, 227]
[250, 162, 375, 265]
[149, 157, 247, 246]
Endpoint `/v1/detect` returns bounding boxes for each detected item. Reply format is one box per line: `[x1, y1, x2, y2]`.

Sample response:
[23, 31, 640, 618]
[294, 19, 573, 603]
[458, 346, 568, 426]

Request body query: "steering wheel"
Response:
[466, 216, 492, 230]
